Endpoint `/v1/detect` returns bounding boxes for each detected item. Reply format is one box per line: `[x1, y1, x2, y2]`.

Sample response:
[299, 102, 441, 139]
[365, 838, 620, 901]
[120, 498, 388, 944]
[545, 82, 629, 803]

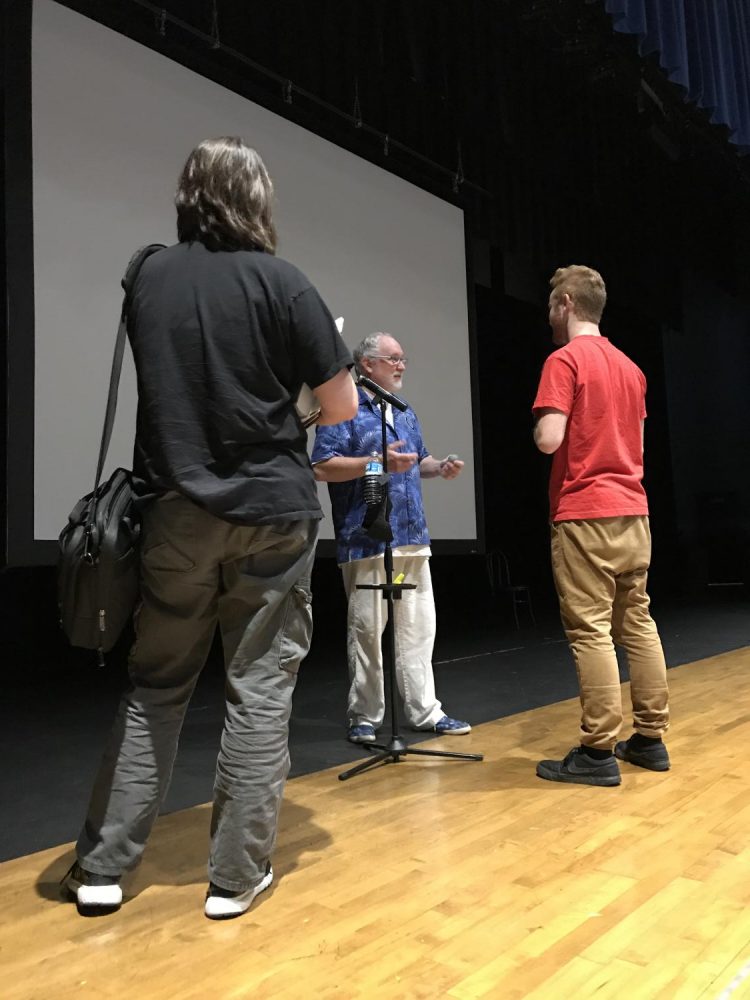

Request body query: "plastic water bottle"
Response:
[363, 451, 383, 507]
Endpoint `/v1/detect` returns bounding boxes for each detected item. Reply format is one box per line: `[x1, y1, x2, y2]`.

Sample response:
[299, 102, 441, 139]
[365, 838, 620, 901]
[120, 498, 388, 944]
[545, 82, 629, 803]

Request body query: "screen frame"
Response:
[2, 0, 485, 566]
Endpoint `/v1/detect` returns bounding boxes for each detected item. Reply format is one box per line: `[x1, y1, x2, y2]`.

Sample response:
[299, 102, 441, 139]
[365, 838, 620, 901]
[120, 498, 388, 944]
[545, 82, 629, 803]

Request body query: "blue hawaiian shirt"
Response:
[311, 387, 430, 563]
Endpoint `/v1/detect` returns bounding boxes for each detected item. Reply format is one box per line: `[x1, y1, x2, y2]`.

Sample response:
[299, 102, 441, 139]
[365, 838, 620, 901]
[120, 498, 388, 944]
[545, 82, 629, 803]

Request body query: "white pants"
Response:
[341, 554, 443, 730]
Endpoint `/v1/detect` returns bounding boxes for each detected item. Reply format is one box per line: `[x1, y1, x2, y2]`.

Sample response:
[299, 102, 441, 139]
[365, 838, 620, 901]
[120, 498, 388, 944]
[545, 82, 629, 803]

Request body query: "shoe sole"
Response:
[205, 867, 274, 920]
[348, 735, 377, 744]
[76, 899, 122, 917]
[536, 762, 621, 786]
[614, 746, 670, 771]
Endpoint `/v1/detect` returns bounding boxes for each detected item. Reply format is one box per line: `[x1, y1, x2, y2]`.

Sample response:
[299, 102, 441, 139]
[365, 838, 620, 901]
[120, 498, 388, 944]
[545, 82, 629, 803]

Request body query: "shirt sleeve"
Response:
[532, 351, 576, 415]
[288, 285, 353, 389]
[311, 419, 354, 465]
[639, 369, 647, 420]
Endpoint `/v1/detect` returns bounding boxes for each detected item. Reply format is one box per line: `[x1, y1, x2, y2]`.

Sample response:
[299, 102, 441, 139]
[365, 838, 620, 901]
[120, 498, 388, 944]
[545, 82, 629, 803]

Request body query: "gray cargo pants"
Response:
[76, 493, 318, 893]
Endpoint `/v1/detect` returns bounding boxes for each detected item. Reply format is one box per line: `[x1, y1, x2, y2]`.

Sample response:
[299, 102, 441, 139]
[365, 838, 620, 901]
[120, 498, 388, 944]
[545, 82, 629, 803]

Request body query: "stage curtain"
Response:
[605, 0, 750, 154]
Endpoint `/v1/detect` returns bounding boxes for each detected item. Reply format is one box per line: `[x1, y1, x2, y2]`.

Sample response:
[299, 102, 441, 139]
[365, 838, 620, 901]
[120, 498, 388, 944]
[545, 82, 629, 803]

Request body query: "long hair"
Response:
[175, 137, 277, 253]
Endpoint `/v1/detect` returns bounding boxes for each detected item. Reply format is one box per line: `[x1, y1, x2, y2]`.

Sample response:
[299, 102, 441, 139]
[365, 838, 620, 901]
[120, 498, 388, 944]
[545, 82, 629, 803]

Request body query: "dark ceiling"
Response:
[58, 0, 750, 316]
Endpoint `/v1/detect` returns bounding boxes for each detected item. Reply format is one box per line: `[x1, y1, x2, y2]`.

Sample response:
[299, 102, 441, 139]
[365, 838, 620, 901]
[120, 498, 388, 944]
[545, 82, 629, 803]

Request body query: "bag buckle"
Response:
[83, 523, 97, 565]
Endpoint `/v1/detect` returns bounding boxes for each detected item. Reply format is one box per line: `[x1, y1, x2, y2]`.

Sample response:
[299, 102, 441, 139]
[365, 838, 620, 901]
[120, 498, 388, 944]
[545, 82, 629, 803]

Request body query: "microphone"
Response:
[363, 452, 384, 508]
[356, 375, 408, 412]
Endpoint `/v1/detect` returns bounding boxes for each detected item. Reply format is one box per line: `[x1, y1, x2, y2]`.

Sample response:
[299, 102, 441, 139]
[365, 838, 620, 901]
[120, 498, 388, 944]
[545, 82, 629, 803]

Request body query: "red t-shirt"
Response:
[532, 336, 649, 522]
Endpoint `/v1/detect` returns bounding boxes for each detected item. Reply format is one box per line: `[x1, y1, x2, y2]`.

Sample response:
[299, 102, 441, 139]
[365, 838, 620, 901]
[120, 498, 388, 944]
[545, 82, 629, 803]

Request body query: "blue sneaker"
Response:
[433, 716, 471, 735]
[348, 724, 377, 744]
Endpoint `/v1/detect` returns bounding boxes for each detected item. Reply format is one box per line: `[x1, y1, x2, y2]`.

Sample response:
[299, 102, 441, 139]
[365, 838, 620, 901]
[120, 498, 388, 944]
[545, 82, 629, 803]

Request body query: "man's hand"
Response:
[438, 457, 464, 480]
[313, 440, 417, 483]
[386, 440, 419, 473]
[419, 454, 464, 479]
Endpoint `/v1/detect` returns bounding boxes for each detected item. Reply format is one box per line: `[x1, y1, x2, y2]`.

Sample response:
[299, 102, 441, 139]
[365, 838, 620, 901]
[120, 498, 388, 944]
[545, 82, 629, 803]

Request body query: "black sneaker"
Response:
[615, 735, 670, 771]
[536, 746, 621, 786]
[61, 862, 122, 913]
[205, 864, 273, 919]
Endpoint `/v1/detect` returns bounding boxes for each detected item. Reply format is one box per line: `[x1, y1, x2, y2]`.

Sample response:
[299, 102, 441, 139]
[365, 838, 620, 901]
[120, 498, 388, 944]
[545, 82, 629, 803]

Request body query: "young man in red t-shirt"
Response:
[532, 265, 670, 786]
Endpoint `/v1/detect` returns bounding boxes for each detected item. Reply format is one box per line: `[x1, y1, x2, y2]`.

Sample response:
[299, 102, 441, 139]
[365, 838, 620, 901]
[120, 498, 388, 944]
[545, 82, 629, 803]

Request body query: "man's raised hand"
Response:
[386, 440, 419, 472]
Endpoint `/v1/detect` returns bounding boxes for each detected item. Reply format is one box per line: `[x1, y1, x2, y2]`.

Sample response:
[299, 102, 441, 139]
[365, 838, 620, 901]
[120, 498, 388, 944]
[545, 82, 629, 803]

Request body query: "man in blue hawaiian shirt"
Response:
[312, 333, 472, 743]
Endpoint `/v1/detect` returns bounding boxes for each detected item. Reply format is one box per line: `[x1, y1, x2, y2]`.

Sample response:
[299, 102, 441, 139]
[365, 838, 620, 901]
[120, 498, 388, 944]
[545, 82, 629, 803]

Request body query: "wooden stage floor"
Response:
[4, 646, 750, 999]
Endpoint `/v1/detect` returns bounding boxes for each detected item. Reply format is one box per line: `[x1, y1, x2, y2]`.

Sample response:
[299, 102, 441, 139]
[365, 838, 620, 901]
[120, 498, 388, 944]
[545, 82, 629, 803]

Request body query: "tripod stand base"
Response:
[339, 735, 484, 781]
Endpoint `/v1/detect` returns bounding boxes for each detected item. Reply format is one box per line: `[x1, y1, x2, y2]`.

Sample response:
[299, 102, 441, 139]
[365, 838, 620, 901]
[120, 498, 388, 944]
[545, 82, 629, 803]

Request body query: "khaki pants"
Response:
[77, 494, 318, 892]
[551, 515, 669, 751]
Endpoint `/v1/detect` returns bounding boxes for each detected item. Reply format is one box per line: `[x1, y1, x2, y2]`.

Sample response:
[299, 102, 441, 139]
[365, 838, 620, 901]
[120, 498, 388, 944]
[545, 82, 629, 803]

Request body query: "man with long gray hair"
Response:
[62, 137, 357, 918]
[312, 332, 471, 744]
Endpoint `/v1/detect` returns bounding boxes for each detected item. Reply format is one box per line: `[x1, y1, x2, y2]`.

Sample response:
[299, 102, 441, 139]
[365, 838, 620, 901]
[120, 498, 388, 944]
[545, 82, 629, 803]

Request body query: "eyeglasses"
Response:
[368, 355, 408, 367]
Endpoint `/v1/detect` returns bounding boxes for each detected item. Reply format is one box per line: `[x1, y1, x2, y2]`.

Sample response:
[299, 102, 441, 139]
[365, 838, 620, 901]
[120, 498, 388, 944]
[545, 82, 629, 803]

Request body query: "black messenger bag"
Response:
[58, 243, 165, 664]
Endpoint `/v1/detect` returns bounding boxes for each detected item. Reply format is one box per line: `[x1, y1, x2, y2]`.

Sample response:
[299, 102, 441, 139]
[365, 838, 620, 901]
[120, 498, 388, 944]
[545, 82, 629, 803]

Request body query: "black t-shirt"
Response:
[128, 241, 352, 524]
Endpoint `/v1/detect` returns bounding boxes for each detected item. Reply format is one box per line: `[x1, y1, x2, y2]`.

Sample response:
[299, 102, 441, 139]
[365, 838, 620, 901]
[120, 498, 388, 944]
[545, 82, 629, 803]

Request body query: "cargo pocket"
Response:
[141, 542, 196, 573]
[278, 583, 313, 674]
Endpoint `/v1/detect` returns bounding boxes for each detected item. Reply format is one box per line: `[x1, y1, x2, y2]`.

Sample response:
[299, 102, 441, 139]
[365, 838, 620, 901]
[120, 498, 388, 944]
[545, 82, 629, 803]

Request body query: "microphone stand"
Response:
[339, 381, 483, 781]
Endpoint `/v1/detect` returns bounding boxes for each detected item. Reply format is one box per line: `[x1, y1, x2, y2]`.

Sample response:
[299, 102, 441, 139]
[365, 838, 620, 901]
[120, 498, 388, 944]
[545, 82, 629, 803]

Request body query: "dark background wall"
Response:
[663, 275, 750, 589]
[2, 0, 749, 674]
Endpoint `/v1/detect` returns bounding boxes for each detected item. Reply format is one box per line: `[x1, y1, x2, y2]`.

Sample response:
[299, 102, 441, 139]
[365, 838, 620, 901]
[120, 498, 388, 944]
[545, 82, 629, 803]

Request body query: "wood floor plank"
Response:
[3, 645, 750, 999]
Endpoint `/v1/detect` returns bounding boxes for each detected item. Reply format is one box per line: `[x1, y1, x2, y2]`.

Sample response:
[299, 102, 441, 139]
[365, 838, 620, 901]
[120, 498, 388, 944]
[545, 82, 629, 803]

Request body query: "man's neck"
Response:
[566, 319, 601, 341]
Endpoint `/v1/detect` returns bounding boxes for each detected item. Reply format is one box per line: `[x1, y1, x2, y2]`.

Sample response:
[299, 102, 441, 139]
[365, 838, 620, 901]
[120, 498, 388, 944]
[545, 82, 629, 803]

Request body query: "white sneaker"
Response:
[62, 862, 123, 911]
[204, 866, 274, 920]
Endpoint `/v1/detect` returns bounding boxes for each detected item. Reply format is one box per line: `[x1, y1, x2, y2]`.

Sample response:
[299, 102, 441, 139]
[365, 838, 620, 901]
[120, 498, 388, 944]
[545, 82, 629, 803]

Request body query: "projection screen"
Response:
[8, 0, 480, 563]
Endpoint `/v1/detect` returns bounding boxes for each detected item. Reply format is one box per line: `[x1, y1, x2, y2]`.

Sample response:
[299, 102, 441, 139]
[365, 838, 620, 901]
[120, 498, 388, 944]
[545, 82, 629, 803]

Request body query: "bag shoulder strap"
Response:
[121, 242, 166, 299]
[93, 244, 167, 492]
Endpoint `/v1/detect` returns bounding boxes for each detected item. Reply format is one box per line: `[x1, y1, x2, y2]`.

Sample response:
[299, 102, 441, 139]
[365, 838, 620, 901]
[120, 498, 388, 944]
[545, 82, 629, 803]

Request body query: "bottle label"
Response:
[365, 460, 382, 475]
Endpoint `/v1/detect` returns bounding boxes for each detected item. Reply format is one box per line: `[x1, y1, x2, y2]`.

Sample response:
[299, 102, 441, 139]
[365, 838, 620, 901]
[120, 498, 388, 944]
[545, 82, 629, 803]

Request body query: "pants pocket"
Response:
[278, 584, 313, 674]
[141, 541, 196, 572]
